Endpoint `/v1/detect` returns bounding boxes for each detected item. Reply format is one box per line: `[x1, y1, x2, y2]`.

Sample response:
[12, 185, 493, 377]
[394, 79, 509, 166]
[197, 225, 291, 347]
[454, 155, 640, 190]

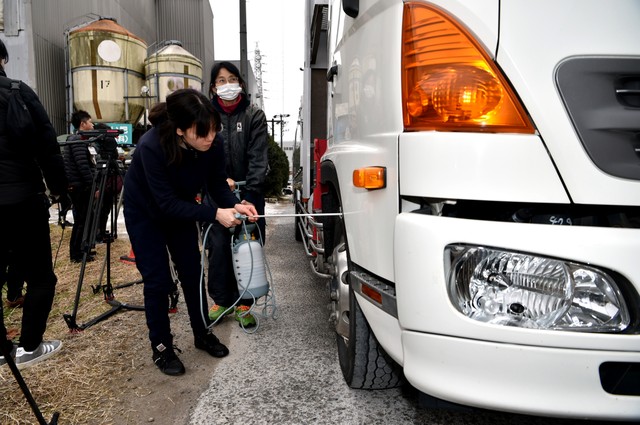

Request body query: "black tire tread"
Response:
[348, 297, 404, 390]
[330, 184, 403, 390]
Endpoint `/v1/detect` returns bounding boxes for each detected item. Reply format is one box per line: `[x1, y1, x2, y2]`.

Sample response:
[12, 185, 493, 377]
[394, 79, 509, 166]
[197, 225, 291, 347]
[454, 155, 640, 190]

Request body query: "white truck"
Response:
[297, 0, 640, 420]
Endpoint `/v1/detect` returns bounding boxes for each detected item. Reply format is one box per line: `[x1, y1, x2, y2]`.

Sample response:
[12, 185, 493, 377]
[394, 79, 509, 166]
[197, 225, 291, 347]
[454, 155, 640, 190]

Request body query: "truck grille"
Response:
[556, 57, 640, 181]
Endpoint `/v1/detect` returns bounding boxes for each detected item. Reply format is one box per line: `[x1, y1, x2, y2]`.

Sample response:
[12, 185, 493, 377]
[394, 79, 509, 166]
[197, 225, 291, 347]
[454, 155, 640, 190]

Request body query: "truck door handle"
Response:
[327, 64, 338, 82]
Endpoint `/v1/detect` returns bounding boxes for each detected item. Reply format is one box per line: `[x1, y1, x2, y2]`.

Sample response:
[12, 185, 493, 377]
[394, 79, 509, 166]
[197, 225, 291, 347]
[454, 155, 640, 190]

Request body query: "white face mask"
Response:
[216, 83, 242, 101]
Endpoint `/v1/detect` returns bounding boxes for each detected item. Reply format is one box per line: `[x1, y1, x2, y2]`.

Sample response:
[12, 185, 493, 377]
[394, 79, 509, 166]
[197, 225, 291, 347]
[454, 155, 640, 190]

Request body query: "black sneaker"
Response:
[194, 332, 229, 358]
[152, 343, 185, 376]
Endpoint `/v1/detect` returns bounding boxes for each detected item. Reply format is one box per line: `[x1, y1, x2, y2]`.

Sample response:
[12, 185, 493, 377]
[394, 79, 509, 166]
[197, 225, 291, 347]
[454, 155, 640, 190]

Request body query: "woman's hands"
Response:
[215, 202, 259, 228]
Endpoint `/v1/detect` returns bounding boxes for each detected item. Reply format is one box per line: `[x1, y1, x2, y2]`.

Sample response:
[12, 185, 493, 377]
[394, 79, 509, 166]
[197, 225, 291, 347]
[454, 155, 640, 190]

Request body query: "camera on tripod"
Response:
[63, 126, 143, 332]
[78, 128, 124, 160]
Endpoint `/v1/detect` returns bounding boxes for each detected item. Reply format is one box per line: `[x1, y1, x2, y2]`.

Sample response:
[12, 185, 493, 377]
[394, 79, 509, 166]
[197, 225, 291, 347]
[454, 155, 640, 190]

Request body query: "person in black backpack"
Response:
[0, 38, 68, 368]
[205, 61, 269, 328]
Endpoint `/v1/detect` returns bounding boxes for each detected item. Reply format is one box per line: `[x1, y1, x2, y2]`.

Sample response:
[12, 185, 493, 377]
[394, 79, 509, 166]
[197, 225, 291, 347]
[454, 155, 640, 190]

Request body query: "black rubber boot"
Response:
[194, 332, 229, 358]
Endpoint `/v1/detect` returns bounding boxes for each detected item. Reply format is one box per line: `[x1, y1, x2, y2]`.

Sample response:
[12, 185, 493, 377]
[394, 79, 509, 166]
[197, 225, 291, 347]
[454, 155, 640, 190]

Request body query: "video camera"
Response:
[78, 129, 124, 137]
[78, 129, 124, 153]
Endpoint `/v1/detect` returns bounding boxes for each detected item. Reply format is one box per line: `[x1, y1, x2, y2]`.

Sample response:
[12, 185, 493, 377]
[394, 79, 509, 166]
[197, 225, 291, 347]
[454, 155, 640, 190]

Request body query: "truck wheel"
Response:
[331, 212, 404, 390]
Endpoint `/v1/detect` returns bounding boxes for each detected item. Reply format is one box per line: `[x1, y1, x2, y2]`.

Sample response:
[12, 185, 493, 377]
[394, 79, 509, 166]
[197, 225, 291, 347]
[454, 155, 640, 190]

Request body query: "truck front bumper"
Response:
[402, 331, 640, 420]
[393, 213, 640, 419]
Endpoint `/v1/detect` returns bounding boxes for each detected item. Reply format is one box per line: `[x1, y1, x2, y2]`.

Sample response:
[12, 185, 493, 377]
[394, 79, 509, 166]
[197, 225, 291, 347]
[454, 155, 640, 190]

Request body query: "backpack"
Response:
[0, 76, 35, 142]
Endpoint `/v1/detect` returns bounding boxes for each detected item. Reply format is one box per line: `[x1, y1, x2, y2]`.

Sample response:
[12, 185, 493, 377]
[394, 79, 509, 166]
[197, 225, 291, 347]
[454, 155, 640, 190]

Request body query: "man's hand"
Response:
[50, 193, 72, 210]
[59, 193, 72, 216]
[234, 203, 258, 222]
[51, 193, 73, 227]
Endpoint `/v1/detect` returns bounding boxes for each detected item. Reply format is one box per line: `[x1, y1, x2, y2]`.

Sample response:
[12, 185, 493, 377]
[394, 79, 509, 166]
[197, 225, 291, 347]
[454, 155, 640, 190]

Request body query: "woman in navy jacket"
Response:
[124, 89, 257, 376]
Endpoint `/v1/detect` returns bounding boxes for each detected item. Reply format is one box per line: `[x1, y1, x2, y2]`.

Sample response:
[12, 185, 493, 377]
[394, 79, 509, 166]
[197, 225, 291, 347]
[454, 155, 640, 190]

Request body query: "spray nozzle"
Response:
[234, 213, 248, 220]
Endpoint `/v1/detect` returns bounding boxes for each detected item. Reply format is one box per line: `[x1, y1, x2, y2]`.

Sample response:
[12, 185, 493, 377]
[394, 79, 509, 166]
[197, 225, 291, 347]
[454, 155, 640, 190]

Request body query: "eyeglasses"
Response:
[215, 76, 239, 86]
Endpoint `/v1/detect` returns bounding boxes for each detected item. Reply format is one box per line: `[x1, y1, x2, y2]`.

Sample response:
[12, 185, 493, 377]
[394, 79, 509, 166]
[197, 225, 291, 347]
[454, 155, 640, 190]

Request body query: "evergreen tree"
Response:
[265, 136, 290, 197]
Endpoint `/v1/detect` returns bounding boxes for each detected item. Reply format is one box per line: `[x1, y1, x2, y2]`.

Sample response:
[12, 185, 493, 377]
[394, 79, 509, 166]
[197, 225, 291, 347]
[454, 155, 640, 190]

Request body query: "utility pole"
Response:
[239, 0, 248, 82]
[272, 114, 290, 149]
[269, 118, 277, 140]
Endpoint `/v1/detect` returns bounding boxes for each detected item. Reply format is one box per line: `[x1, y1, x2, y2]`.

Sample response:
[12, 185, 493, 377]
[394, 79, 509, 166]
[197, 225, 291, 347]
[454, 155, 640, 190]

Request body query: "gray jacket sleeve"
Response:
[244, 106, 269, 194]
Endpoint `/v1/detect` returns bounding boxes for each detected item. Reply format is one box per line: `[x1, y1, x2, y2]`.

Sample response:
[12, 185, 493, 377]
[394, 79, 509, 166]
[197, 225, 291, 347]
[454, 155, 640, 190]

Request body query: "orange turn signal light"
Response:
[361, 284, 383, 305]
[353, 167, 386, 190]
[401, 2, 535, 133]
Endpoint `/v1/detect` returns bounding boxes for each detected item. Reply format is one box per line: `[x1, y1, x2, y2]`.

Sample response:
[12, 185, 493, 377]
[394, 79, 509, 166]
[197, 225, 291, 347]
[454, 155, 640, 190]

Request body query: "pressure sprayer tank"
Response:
[144, 40, 203, 103]
[68, 18, 147, 124]
[232, 237, 269, 300]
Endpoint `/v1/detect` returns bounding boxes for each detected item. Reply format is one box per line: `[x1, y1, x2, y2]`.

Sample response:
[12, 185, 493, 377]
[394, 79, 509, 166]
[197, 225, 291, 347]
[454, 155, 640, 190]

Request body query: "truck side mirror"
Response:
[343, 0, 359, 18]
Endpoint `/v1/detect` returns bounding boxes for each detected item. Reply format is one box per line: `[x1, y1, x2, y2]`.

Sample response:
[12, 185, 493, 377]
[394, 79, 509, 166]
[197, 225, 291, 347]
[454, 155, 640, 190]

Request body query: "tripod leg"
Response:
[168, 251, 180, 313]
[65, 159, 145, 330]
[64, 164, 109, 330]
[80, 162, 107, 257]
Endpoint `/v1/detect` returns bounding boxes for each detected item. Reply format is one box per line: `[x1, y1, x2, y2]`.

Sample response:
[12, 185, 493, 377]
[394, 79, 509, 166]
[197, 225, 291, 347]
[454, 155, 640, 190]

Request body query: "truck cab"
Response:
[299, 0, 640, 419]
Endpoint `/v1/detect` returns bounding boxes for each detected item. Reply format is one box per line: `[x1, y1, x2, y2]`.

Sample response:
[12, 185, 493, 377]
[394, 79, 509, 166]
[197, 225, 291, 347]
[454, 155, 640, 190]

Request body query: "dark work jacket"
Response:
[123, 127, 238, 224]
[211, 94, 268, 198]
[63, 134, 95, 191]
[0, 70, 67, 205]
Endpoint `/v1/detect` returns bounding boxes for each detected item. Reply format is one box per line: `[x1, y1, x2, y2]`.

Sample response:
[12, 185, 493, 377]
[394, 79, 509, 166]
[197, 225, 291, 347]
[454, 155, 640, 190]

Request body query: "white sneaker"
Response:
[15, 340, 62, 369]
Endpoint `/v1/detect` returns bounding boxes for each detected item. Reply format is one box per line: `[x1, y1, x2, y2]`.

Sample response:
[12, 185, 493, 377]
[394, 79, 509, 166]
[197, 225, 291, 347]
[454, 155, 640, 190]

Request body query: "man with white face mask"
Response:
[206, 61, 269, 328]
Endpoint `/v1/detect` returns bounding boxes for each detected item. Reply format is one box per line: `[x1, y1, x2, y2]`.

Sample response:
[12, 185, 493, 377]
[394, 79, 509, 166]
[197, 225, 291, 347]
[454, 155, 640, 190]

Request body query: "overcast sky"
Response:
[209, 0, 305, 142]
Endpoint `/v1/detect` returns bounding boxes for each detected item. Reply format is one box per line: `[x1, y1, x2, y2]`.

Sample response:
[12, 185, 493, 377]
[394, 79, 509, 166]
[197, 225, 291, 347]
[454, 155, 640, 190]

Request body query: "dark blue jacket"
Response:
[63, 134, 95, 191]
[124, 127, 238, 223]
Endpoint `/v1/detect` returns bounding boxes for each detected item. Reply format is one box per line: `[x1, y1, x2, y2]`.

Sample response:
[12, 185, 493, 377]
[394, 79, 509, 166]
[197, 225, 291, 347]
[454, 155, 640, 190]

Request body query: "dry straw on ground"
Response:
[1, 224, 150, 424]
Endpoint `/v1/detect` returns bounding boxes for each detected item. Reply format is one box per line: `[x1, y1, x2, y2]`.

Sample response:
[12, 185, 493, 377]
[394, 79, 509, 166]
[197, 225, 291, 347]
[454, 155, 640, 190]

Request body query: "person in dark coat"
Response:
[0, 38, 68, 368]
[205, 61, 269, 327]
[63, 110, 97, 262]
[123, 88, 257, 376]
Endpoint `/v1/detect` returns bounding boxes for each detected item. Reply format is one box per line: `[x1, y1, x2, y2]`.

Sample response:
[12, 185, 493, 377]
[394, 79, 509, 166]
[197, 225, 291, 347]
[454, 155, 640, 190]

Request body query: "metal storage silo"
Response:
[68, 18, 147, 124]
[145, 40, 203, 103]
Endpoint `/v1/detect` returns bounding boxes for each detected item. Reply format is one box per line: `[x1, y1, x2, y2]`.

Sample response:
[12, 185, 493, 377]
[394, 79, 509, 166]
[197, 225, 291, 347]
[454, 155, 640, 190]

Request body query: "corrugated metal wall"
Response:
[33, 33, 66, 131]
[156, 0, 214, 88]
[21, 0, 213, 136]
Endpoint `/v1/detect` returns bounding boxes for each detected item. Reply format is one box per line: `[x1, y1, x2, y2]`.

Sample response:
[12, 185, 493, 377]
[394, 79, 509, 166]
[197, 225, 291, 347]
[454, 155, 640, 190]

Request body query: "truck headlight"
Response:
[446, 245, 630, 332]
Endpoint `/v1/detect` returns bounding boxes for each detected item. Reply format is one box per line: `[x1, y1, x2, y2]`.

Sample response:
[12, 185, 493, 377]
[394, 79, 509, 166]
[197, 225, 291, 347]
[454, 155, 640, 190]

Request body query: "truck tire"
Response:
[330, 203, 404, 390]
[337, 287, 405, 389]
